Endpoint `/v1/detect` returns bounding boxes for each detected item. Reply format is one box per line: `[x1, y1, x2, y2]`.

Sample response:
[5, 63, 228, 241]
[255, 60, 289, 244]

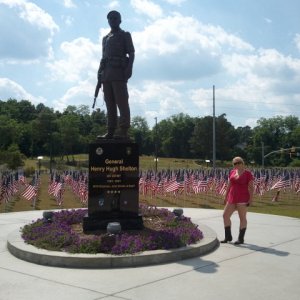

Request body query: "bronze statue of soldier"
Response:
[95, 10, 135, 140]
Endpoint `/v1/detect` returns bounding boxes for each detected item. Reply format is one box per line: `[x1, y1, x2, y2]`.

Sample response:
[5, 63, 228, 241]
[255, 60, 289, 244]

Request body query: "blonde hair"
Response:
[232, 156, 244, 164]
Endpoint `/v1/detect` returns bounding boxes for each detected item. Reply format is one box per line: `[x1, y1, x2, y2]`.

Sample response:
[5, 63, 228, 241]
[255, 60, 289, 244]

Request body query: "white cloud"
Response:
[53, 80, 94, 112]
[264, 17, 272, 24]
[222, 48, 300, 92]
[133, 14, 253, 56]
[129, 81, 186, 125]
[294, 34, 300, 51]
[63, 0, 76, 8]
[244, 118, 259, 128]
[188, 67, 299, 128]
[130, 0, 163, 20]
[138, 34, 300, 128]
[132, 13, 253, 81]
[189, 88, 212, 114]
[0, 0, 59, 61]
[46, 37, 100, 82]
[220, 48, 300, 124]
[164, 0, 186, 5]
[0, 78, 45, 104]
[61, 15, 74, 26]
[106, 1, 120, 10]
[0, 0, 59, 34]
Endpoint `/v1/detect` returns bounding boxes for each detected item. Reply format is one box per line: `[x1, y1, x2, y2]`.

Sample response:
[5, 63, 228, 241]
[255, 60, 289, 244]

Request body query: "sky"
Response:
[0, 0, 300, 129]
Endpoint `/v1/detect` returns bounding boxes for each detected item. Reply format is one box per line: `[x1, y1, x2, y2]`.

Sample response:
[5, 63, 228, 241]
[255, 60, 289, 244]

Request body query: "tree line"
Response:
[0, 98, 299, 169]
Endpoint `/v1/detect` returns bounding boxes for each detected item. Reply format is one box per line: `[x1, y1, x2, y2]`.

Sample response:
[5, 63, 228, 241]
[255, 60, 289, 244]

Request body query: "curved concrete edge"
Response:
[7, 224, 219, 269]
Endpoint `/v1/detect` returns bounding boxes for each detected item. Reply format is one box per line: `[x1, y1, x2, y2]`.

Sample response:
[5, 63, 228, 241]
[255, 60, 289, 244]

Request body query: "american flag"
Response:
[0, 174, 18, 204]
[165, 178, 180, 193]
[0, 177, 11, 204]
[78, 176, 88, 204]
[54, 182, 64, 205]
[48, 173, 58, 195]
[270, 174, 291, 190]
[22, 185, 37, 201]
[21, 175, 38, 201]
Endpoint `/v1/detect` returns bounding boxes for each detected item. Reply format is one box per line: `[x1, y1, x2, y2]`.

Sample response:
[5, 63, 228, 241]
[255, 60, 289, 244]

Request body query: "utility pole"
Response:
[212, 85, 216, 169]
[49, 133, 53, 174]
[261, 141, 264, 168]
[154, 117, 158, 173]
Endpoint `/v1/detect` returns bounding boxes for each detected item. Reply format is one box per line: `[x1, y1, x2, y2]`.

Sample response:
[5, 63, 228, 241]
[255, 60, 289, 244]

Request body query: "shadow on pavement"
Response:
[238, 243, 289, 256]
[178, 257, 219, 273]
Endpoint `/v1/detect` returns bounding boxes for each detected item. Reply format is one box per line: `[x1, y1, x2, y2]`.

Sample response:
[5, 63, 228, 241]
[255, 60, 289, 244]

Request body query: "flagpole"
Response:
[261, 142, 265, 168]
[154, 117, 158, 173]
[33, 196, 36, 210]
[212, 85, 216, 169]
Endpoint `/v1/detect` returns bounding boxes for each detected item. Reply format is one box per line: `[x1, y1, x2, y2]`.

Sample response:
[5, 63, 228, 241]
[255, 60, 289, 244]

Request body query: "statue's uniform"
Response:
[98, 29, 134, 132]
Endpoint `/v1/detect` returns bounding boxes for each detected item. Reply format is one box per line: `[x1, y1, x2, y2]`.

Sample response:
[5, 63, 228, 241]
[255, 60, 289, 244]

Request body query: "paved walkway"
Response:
[0, 208, 299, 300]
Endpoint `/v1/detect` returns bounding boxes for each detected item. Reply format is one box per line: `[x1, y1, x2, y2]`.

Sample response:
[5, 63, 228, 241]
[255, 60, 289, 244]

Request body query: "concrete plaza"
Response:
[0, 208, 299, 300]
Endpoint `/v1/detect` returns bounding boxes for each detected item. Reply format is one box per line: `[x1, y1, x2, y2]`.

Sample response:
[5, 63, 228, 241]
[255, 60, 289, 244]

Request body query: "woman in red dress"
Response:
[221, 157, 254, 244]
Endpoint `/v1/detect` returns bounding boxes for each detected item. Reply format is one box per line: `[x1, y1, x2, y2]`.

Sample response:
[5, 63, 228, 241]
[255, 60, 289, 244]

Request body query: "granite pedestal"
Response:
[83, 140, 143, 232]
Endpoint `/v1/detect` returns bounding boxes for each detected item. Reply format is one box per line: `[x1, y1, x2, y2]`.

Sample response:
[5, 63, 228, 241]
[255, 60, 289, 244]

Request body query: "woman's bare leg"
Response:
[223, 203, 236, 227]
[236, 204, 247, 229]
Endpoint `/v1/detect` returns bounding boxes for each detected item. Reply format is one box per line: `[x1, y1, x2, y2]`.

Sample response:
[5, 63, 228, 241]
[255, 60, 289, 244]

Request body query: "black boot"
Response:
[234, 228, 246, 245]
[97, 129, 115, 140]
[220, 226, 232, 243]
[114, 128, 131, 140]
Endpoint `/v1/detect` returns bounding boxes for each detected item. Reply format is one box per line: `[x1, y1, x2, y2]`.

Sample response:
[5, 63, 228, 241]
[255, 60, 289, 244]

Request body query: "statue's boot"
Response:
[97, 128, 115, 140]
[114, 128, 131, 140]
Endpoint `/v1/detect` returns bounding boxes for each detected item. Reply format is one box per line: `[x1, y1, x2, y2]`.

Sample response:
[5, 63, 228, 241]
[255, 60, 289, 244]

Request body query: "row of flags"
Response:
[0, 170, 89, 207]
[47, 171, 88, 206]
[48, 173, 65, 206]
[1, 168, 299, 206]
[0, 171, 40, 204]
[0, 171, 26, 204]
[64, 171, 88, 204]
[138, 168, 300, 197]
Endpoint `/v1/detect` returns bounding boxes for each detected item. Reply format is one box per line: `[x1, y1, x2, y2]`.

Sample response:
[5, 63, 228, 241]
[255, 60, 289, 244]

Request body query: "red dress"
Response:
[227, 169, 254, 204]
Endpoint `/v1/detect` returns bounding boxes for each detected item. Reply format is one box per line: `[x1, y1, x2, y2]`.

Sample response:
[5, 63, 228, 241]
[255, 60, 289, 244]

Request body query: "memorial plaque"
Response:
[83, 140, 143, 231]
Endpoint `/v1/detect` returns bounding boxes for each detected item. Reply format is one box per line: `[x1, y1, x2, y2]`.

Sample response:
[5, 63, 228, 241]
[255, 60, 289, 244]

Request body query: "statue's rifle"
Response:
[92, 80, 101, 109]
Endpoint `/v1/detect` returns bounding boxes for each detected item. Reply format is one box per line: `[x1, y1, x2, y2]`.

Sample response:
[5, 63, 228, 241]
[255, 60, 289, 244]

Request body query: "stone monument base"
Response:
[82, 213, 144, 232]
[86, 140, 142, 233]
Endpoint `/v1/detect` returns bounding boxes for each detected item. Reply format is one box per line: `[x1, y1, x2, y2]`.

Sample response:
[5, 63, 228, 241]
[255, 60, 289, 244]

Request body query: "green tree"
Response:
[0, 98, 36, 122]
[232, 126, 253, 162]
[190, 114, 236, 161]
[216, 114, 237, 161]
[130, 116, 152, 155]
[31, 109, 57, 157]
[0, 144, 25, 170]
[235, 126, 252, 145]
[290, 126, 300, 147]
[155, 114, 195, 158]
[189, 116, 212, 159]
[5, 99, 36, 122]
[173, 114, 195, 158]
[0, 115, 21, 149]
[18, 123, 33, 157]
[89, 109, 107, 140]
[251, 115, 300, 166]
[57, 114, 81, 160]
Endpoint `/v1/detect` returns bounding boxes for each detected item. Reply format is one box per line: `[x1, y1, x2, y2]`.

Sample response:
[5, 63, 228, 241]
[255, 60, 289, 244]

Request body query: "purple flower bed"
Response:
[21, 205, 203, 255]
